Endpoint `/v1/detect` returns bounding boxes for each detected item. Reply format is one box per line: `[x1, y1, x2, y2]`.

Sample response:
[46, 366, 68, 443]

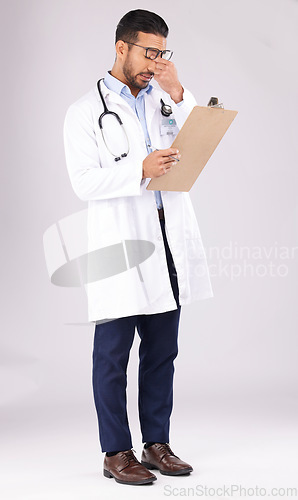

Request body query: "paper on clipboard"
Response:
[146, 105, 238, 192]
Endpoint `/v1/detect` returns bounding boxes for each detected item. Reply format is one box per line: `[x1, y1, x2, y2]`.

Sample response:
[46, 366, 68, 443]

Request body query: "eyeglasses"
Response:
[122, 41, 173, 61]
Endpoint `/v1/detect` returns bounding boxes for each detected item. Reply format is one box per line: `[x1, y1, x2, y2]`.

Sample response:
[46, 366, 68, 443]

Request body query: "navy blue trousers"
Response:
[92, 218, 181, 453]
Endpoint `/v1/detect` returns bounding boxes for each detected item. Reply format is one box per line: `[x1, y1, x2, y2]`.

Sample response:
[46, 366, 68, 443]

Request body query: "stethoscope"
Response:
[97, 78, 173, 162]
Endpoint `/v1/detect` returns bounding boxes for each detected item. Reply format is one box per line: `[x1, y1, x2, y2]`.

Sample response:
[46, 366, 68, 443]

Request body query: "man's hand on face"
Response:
[153, 59, 184, 104]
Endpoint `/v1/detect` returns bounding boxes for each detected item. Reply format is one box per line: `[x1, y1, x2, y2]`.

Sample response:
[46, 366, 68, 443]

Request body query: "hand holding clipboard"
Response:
[146, 97, 238, 192]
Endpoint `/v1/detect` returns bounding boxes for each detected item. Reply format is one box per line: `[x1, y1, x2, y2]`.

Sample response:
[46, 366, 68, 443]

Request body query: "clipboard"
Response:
[146, 105, 238, 192]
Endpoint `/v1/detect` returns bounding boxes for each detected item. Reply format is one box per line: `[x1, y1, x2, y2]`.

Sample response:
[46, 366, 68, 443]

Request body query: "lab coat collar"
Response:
[94, 77, 159, 108]
[104, 70, 153, 99]
[93, 77, 163, 135]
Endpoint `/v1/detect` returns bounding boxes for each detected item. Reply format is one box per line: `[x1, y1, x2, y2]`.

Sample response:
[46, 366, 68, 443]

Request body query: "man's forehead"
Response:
[136, 31, 167, 49]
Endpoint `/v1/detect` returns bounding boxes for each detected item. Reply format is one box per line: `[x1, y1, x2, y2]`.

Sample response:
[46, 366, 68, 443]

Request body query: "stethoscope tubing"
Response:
[97, 79, 129, 161]
[96, 78, 173, 161]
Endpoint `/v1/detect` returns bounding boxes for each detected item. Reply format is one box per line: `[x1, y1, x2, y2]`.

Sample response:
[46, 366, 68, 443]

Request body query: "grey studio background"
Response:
[1, 0, 298, 499]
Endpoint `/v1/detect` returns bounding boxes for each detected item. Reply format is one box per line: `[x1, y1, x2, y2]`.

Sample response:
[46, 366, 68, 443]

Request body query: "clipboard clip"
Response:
[207, 97, 224, 109]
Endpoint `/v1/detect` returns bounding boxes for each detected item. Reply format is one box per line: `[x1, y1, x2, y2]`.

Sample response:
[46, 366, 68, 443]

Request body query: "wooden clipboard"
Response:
[146, 105, 238, 192]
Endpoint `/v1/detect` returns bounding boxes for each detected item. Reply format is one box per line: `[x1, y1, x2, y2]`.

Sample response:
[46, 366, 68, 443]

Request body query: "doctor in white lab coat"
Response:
[63, 9, 213, 486]
[63, 58, 213, 324]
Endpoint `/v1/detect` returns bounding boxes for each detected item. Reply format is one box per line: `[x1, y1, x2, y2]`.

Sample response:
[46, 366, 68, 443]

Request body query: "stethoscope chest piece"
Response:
[160, 98, 172, 117]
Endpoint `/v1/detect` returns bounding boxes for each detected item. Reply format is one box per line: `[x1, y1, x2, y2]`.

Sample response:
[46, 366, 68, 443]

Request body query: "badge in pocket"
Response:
[160, 117, 178, 136]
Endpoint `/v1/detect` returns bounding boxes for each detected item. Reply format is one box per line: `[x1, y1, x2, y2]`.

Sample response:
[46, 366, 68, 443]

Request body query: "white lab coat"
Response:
[63, 80, 213, 322]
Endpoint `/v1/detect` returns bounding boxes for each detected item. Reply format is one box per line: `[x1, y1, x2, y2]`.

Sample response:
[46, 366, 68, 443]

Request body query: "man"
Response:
[63, 9, 213, 486]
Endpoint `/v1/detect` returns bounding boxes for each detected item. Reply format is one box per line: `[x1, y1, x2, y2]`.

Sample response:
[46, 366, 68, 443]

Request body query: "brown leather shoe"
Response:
[141, 443, 193, 476]
[103, 449, 157, 485]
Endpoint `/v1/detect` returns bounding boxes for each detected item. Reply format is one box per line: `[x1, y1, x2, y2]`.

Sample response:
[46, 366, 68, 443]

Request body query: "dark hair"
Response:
[115, 9, 169, 44]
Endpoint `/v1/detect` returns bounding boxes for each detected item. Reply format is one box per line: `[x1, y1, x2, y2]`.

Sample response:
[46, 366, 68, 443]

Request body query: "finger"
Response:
[160, 148, 180, 157]
[163, 159, 178, 168]
[162, 153, 180, 162]
[156, 59, 171, 69]
[163, 163, 175, 174]
[159, 165, 171, 176]
[161, 155, 173, 164]
[160, 157, 172, 166]
[163, 155, 178, 164]
[156, 60, 174, 72]
[154, 67, 167, 76]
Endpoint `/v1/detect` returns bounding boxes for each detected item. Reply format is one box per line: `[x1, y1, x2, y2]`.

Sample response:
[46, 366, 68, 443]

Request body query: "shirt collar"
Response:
[104, 70, 153, 99]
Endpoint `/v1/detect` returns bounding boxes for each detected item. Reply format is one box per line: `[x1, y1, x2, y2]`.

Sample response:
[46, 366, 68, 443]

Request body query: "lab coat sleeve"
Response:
[168, 87, 197, 130]
[63, 103, 143, 201]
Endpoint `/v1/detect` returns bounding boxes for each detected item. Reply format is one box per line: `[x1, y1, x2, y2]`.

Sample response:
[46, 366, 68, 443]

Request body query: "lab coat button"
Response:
[157, 236, 162, 240]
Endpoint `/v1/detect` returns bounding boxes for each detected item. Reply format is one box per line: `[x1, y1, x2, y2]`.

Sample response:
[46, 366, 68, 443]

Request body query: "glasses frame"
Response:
[122, 41, 173, 61]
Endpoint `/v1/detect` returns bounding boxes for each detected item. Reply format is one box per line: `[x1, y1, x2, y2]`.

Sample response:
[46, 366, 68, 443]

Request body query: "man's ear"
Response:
[115, 40, 127, 60]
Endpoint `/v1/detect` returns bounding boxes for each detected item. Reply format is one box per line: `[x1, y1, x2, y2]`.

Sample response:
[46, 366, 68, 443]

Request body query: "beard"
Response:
[122, 57, 153, 91]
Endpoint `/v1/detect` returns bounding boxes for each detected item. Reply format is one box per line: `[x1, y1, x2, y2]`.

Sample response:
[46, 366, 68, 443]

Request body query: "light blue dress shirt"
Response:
[103, 71, 164, 209]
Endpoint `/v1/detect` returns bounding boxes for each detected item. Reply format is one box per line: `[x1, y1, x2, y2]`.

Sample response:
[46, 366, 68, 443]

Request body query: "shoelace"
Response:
[156, 443, 179, 459]
[119, 449, 140, 467]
